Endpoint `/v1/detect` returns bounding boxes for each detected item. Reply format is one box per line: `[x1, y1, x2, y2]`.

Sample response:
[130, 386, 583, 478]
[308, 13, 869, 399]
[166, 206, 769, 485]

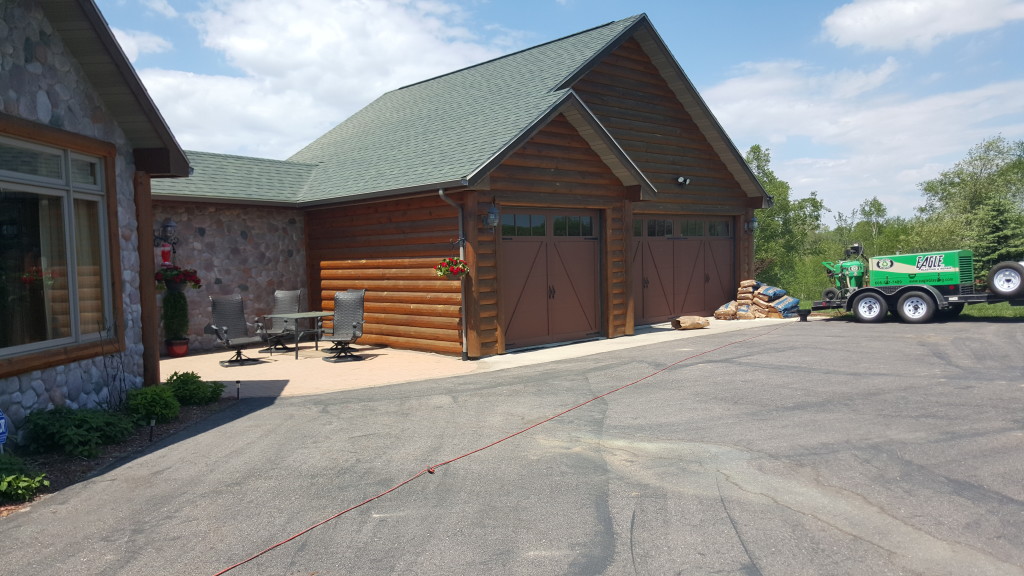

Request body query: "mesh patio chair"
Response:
[261, 289, 302, 352]
[206, 294, 266, 365]
[323, 289, 364, 362]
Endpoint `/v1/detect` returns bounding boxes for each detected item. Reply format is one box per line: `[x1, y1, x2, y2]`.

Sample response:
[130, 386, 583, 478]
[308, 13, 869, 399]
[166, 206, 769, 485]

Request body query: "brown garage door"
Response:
[631, 217, 735, 324]
[500, 210, 601, 349]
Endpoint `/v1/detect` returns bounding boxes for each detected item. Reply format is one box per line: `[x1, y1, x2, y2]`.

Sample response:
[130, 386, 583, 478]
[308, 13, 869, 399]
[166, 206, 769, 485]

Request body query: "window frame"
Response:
[0, 115, 123, 377]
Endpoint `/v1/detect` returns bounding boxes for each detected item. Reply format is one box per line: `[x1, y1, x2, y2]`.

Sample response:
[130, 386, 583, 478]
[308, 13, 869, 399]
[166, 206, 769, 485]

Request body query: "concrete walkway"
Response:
[159, 317, 799, 398]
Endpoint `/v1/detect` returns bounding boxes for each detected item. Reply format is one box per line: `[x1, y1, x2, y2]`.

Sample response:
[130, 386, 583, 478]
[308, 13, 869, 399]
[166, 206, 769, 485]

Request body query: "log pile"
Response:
[714, 280, 801, 320]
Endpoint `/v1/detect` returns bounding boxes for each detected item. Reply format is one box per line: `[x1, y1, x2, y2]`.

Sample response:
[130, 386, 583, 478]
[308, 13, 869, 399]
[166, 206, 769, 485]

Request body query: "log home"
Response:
[152, 14, 769, 359]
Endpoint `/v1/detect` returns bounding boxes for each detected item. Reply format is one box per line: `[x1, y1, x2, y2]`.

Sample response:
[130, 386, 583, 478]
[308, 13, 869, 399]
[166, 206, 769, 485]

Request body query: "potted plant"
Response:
[434, 256, 469, 280]
[155, 264, 202, 357]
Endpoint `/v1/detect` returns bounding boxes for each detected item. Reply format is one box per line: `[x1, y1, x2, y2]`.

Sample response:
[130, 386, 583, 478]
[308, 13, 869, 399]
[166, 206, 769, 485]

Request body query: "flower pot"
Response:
[165, 339, 189, 357]
[165, 280, 187, 292]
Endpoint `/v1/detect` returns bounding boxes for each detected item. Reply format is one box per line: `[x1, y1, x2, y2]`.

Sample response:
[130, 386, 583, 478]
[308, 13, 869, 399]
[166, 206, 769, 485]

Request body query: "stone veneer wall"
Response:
[153, 202, 307, 352]
[0, 0, 146, 437]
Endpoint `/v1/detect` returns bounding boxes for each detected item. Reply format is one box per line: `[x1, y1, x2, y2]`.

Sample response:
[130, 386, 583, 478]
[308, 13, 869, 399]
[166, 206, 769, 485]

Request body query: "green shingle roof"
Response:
[151, 150, 316, 204]
[288, 14, 645, 204]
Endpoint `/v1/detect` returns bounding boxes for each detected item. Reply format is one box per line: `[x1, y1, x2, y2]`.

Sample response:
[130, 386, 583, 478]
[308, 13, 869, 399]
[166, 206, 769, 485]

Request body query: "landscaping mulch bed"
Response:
[1, 397, 237, 518]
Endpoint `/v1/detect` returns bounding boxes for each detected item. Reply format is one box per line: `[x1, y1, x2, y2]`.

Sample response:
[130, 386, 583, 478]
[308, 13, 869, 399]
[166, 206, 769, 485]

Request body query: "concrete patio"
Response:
[159, 317, 798, 398]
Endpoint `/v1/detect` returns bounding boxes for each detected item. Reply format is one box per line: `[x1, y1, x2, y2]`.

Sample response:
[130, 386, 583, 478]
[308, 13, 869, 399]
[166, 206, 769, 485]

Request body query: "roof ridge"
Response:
[185, 149, 318, 166]
[395, 14, 646, 92]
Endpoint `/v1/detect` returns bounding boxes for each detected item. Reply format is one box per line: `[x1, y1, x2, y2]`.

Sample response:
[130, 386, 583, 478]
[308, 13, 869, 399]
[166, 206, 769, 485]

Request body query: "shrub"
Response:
[166, 371, 224, 405]
[0, 453, 37, 477]
[23, 407, 135, 458]
[125, 386, 180, 425]
[1, 473, 49, 503]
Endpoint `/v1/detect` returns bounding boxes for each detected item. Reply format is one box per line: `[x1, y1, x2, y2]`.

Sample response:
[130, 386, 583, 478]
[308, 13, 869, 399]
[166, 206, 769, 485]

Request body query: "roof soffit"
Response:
[39, 0, 189, 177]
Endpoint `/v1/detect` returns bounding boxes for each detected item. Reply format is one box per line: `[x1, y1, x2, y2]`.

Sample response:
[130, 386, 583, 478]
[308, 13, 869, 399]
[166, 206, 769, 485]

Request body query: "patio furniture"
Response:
[206, 294, 266, 365]
[261, 289, 302, 352]
[266, 310, 332, 359]
[323, 289, 365, 362]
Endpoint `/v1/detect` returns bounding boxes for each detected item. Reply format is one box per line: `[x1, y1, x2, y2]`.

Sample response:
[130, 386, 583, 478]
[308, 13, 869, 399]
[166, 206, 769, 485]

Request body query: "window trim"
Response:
[0, 114, 124, 378]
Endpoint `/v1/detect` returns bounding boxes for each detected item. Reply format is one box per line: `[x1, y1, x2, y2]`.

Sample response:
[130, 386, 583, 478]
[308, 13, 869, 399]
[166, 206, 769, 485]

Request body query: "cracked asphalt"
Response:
[3, 316, 1023, 575]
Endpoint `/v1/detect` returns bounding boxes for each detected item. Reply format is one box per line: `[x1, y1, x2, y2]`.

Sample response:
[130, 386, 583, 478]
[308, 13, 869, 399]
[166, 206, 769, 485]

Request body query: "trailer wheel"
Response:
[822, 287, 840, 301]
[989, 262, 1024, 298]
[897, 291, 935, 323]
[852, 292, 888, 323]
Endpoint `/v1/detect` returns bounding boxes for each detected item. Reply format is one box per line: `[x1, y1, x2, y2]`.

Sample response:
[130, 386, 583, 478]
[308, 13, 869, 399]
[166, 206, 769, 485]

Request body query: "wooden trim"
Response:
[0, 338, 121, 378]
[135, 171, 160, 386]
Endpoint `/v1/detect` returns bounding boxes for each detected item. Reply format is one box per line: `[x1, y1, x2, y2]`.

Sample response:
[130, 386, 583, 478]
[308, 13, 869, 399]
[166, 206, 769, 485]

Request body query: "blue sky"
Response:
[95, 0, 1024, 221]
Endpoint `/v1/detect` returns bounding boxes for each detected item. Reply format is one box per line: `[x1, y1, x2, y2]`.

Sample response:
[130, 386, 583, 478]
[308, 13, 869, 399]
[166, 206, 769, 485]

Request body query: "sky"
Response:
[94, 0, 1024, 221]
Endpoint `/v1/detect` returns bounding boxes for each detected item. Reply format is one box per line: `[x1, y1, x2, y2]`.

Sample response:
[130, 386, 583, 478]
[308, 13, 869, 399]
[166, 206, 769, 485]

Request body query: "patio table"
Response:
[265, 311, 332, 359]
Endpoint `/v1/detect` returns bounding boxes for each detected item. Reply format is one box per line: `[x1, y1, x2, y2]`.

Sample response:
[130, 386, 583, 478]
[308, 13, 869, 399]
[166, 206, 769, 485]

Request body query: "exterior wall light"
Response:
[744, 216, 759, 233]
[483, 203, 500, 229]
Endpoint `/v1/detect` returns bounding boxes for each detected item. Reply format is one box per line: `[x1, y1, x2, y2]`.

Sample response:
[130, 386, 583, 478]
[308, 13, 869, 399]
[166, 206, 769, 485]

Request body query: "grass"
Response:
[961, 301, 1024, 318]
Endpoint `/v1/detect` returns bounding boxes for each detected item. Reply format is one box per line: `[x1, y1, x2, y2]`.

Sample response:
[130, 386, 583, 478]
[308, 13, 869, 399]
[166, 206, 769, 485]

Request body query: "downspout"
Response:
[438, 189, 469, 360]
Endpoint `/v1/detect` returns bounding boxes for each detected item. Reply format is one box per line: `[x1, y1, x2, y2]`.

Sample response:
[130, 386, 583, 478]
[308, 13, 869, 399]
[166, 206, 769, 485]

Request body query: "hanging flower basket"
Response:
[155, 264, 202, 290]
[434, 256, 469, 280]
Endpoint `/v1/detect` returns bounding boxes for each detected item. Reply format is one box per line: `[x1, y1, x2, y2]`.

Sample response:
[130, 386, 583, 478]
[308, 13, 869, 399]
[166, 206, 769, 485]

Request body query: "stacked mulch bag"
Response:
[714, 280, 801, 320]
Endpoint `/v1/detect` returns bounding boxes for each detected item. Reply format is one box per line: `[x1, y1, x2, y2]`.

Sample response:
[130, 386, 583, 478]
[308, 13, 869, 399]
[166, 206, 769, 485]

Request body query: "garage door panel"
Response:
[706, 239, 735, 311]
[501, 240, 549, 348]
[550, 240, 600, 338]
[643, 240, 674, 321]
[675, 240, 706, 316]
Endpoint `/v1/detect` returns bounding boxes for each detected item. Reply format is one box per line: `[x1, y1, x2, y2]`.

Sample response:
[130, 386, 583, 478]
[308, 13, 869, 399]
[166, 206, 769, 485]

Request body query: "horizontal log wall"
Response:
[573, 38, 748, 212]
[307, 197, 466, 355]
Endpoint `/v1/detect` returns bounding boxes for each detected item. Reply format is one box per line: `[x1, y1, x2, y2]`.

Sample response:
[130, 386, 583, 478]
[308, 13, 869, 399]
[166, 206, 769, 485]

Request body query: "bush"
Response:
[1, 473, 49, 503]
[166, 371, 224, 405]
[23, 407, 135, 458]
[0, 453, 37, 477]
[125, 386, 180, 426]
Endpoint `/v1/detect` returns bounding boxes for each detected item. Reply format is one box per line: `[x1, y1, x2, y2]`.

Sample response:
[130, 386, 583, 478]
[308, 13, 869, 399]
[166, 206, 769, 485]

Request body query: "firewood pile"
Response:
[714, 279, 801, 320]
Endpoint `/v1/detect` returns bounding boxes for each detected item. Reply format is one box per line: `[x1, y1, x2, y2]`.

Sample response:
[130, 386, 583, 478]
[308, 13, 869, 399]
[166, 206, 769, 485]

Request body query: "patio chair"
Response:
[323, 289, 365, 362]
[206, 294, 266, 365]
[261, 289, 302, 352]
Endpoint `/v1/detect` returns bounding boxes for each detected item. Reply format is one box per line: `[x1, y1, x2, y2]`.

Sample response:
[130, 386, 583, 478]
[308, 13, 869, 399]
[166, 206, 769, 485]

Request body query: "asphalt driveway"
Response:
[3, 317, 1023, 575]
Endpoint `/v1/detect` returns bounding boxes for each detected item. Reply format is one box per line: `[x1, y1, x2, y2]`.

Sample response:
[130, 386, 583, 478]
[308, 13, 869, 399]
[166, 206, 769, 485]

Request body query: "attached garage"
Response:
[151, 14, 770, 359]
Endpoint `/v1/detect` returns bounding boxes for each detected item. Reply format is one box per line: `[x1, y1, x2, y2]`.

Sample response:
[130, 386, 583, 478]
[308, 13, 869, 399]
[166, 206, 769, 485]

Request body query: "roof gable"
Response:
[40, 0, 188, 177]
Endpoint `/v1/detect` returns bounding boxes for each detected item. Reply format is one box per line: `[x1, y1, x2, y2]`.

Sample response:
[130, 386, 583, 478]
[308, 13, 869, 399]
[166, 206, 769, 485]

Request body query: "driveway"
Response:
[2, 317, 1023, 575]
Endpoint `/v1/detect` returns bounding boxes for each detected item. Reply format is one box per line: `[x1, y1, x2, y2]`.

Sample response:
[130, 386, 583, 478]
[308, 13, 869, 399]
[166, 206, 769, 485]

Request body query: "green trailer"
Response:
[813, 245, 1024, 323]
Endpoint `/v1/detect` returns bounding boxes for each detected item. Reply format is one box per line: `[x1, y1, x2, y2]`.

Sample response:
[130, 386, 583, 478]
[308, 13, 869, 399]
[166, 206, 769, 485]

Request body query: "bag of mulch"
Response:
[756, 285, 787, 301]
[714, 300, 738, 319]
[770, 295, 800, 312]
[736, 304, 756, 320]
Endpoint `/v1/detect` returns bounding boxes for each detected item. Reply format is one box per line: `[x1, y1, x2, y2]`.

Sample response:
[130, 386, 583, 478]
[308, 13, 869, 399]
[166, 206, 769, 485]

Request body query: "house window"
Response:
[0, 135, 110, 356]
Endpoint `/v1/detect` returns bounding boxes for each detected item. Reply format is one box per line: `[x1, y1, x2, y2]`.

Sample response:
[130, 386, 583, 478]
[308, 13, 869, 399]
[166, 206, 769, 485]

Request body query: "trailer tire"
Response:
[822, 287, 841, 301]
[989, 261, 1024, 298]
[897, 291, 935, 323]
[852, 292, 888, 323]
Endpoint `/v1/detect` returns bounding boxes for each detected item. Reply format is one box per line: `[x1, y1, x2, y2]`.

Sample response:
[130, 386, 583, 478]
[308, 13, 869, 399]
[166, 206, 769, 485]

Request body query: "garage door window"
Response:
[501, 213, 546, 236]
[554, 215, 594, 237]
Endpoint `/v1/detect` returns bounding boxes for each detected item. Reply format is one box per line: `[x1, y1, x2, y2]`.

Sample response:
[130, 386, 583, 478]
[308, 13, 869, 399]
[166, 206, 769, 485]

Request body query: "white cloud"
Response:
[142, 0, 177, 18]
[703, 59, 1024, 218]
[135, 0, 509, 158]
[823, 0, 1024, 52]
[110, 27, 173, 62]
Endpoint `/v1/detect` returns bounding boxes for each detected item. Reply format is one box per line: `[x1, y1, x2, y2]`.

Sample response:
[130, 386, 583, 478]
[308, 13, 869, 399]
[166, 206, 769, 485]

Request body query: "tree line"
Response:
[748, 135, 1024, 303]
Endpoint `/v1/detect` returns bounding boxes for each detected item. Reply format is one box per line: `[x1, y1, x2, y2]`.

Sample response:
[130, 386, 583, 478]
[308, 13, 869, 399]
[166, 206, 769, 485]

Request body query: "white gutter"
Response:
[438, 189, 469, 361]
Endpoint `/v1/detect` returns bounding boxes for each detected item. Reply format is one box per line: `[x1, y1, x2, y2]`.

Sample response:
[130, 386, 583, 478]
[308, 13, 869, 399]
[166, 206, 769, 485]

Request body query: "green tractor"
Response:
[815, 244, 1024, 323]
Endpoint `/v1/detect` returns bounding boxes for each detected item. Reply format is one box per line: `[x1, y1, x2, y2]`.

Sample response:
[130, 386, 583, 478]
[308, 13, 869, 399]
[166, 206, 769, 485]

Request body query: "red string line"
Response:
[212, 324, 787, 575]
